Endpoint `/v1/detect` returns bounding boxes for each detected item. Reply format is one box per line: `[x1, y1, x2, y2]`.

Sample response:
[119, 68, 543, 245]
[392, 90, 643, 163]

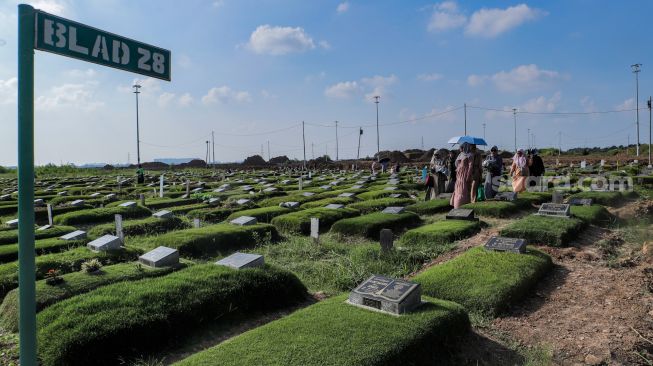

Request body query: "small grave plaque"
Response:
[208, 198, 220, 206]
[537, 203, 571, 217]
[236, 199, 251, 205]
[215, 252, 264, 269]
[37, 224, 52, 231]
[302, 192, 315, 197]
[552, 191, 564, 204]
[569, 198, 593, 206]
[380, 229, 393, 254]
[263, 187, 277, 193]
[241, 185, 254, 191]
[446, 208, 476, 221]
[59, 230, 86, 241]
[34, 199, 45, 207]
[437, 193, 453, 200]
[484, 236, 526, 254]
[191, 187, 204, 193]
[70, 199, 85, 207]
[89, 192, 101, 198]
[193, 218, 201, 228]
[382, 206, 405, 214]
[389, 193, 403, 199]
[325, 204, 344, 209]
[495, 192, 517, 201]
[280, 201, 300, 209]
[350, 185, 364, 190]
[47, 204, 54, 225]
[5, 219, 18, 228]
[139, 246, 179, 268]
[57, 191, 68, 196]
[384, 186, 398, 191]
[87, 235, 121, 252]
[230, 216, 258, 226]
[338, 192, 356, 198]
[319, 185, 332, 190]
[105, 193, 117, 201]
[118, 201, 136, 208]
[388, 179, 400, 185]
[347, 275, 422, 315]
[310, 217, 319, 242]
[153, 210, 173, 219]
[0, 194, 11, 201]
[213, 188, 226, 193]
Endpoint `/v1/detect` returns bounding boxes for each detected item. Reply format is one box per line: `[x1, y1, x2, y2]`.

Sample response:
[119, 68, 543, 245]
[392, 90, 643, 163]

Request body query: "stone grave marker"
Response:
[347, 275, 422, 315]
[185, 180, 191, 197]
[325, 203, 344, 209]
[384, 186, 398, 191]
[552, 191, 564, 204]
[215, 252, 264, 269]
[5, 219, 18, 228]
[208, 198, 220, 206]
[263, 187, 277, 193]
[382, 206, 405, 214]
[70, 199, 85, 207]
[230, 216, 258, 226]
[47, 204, 53, 226]
[280, 201, 300, 209]
[380, 229, 393, 254]
[319, 185, 332, 190]
[302, 192, 315, 197]
[89, 192, 101, 198]
[118, 201, 136, 208]
[310, 218, 319, 243]
[191, 187, 203, 193]
[350, 185, 364, 190]
[298, 177, 303, 190]
[569, 198, 593, 206]
[495, 192, 517, 201]
[193, 218, 201, 228]
[537, 203, 571, 218]
[34, 199, 45, 207]
[139, 246, 179, 268]
[57, 191, 68, 196]
[153, 210, 173, 219]
[159, 175, 164, 198]
[446, 208, 476, 221]
[236, 198, 251, 205]
[37, 224, 52, 231]
[437, 193, 452, 200]
[0, 194, 11, 201]
[484, 236, 527, 254]
[139, 194, 145, 206]
[105, 193, 117, 201]
[60, 230, 86, 241]
[338, 192, 356, 198]
[88, 234, 121, 252]
[389, 193, 403, 199]
[115, 214, 124, 242]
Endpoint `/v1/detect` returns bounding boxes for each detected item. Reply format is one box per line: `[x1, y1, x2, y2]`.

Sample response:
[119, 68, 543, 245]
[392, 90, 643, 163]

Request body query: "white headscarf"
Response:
[513, 149, 527, 168]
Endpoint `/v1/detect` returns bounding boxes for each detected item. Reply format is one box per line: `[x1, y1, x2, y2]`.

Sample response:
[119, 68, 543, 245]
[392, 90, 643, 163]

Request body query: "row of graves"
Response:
[0, 165, 636, 365]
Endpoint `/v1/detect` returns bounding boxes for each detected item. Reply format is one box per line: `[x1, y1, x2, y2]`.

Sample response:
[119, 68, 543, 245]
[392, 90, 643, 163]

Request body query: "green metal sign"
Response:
[35, 10, 171, 80]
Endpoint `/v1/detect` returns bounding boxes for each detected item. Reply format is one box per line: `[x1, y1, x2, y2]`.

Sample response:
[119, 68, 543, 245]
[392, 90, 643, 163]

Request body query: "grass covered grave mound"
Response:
[226, 206, 292, 223]
[499, 215, 585, 247]
[568, 191, 624, 206]
[299, 197, 357, 209]
[461, 201, 522, 218]
[0, 225, 76, 245]
[172, 294, 468, 366]
[412, 246, 552, 316]
[330, 212, 421, 240]
[405, 199, 451, 215]
[399, 220, 481, 249]
[0, 236, 90, 264]
[258, 194, 317, 207]
[348, 198, 415, 214]
[53, 205, 151, 226]
[0, 262, 175, 332]
[271, 207, 359, 235]
[570, 205, 614, 227]
[166, 203, 211, 215]
[88, 216, 189, 239]
[128, 223, 279, 257]
[186, 207, 234, 222]
[518, 192, 552, 205]
[37, 264, 307, 366]
[357, 189, 409, 201]
[144, 197, 198, 210]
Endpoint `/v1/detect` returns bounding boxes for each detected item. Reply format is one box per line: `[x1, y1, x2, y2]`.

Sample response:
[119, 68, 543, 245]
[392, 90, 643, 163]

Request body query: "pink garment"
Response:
[450, 154, 474, 208]
[510, 152, 528, 193]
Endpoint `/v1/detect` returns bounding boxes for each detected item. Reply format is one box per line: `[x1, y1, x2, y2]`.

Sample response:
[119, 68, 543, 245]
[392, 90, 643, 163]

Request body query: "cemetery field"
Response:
[0, 166, 652, 365]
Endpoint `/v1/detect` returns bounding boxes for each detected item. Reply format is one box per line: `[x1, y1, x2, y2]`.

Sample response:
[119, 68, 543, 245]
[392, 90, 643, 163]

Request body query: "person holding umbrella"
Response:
[450, 142, 475, 208]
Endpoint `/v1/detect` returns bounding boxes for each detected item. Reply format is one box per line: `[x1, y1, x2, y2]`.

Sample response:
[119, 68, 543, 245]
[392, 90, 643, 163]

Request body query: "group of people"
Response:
[424, 145, 545, 208]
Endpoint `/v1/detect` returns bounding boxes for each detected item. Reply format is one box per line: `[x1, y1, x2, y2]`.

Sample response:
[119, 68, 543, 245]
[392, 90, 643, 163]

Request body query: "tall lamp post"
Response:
[374, 95, 380, 161]
[512, 108, 517, 152]
[648, 96, 652, 168]
[632, 63, 642, 157]
[133, 83, 141, 166]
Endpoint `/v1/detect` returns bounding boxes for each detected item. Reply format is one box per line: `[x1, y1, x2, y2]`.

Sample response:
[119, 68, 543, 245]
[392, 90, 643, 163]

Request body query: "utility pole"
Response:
[421, 136, 424, 149]
[374, 95, 380, 160]
[311, 142, 314, 160]
[267, 140, 270, 161]
[211, 131, 215, 167]
[133, 83, 141, 166]
[482, 123, 486, 140]
[302, 121, 306, 170]
[632, 63, 642, 156]
[205, 141, 209, 164]
[512, 108, 517, 152]
[357, 127, 363, 167]
[558, 131, 561, 157]
[464, 102, 467, 135]
[649, 97, 652, 168]
[335, 121, 339, 161]
[527, 128, 531, 150]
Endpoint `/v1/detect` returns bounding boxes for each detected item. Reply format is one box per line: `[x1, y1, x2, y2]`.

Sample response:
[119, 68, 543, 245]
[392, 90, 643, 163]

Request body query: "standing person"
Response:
[421, 165, 428, 182]
[424, 169, 435, 201]
[483, 146, 503, 199]
[529, 149, 545, 190]
[371, 161, 378, 175]
[445, 150, 457, 193]
[136, 164, 145, 184]
[470, 145, 483, 202]
[431, 152, 447, 197]
[450, 143, 474, 208]
[510, 149, 528, 193]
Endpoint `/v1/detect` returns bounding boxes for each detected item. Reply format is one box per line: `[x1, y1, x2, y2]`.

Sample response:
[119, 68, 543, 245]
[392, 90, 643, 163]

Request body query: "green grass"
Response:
[0, 236, 89, 264]
[87, 216, 189, 239]
[330, 212, 421, 239]
[271, 207, 360, 235]
[461, 201, 522, 217]
[127, 223, 279, 258]
[186, 207, 234, 222]
[570, 205, 614, 227]
[37, 264, 307, 366]
[144, 197, 198, 210]
[0, 225, 76, 245]
[499, 215, 585, 247]
[166, 203, 211, 215]
[299, 197, 357, 209]
[347, 198, 415, 214]
[568, 191, 623, 206]
[405, 199, 451, 215]
[173, 294, 469, 366]
[0, 261, 175, 332]
[357, 189, 409, 200]
[53, 205, 151, 225]
[257, 193, 315, 207]
[518, 192, 552, 204]
[226, 206, 292, 223]
[412, 246, 552, 316]
[399, 220, 481, 249]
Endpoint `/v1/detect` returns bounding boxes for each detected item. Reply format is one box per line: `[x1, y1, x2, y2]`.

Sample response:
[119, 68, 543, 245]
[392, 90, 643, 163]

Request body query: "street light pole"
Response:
[512, 108, 517, 152]
[482, 123, 486, 140]
[374, 96, 380, 161]
[335, 121, 339, 161]
[648, 96, 652, 168]
[133, 83, 141, 166]
[632, 63, 642, 157]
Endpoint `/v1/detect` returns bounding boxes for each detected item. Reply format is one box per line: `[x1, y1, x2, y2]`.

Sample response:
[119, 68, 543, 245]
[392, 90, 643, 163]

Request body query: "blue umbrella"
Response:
[447, 135, 488, 146]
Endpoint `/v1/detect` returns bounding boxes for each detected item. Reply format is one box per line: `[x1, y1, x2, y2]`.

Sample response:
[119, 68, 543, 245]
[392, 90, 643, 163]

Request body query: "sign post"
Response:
[17, 4, 171, 364]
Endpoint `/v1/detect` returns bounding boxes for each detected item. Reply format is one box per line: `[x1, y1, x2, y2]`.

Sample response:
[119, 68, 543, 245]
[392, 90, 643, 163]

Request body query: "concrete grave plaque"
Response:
[280, 201, 300, 209]
[118, 201, 136, 208]
[87, 235, 121, 252]
[325, 204, 344, 209]
[34, 199, 45, 207]
[484, 236, 526, 254]
[213, 188, 226, 193]
[388, 179, 400, 185]
[208, 198, 220, 206]
[384, 187, 398, 191]
[437, 193, 452, 199]
[153, 210, 173, 219]
[193, 218, 201, 228]
[338, 192, 356, 198]
[302, 192, 315, 197]
[215, 252, 264, 269]
[347, 275, 422, 315]
[139, 246, 179, 268]
[70, 199, 85, 207]
[310, 218, 319, 242]
[263, 187, 277, 193]
[382, 206, 405, 214]
[495, 192, 517, 201]
[446, 208, 476, 221]
[380, 229, 393, 254]
[236, 199, 251, 205]
[59, 230, 87, 241]
[5, 219, 18, 228]
[281, 179, 291, 184]
[319, 185, 332, 190]
[389, 193, 402, 199]
[0, 194, 11, 201]
[552, 191, 564, 204]
[191, 187, 203, 193]
[37, 224, 52, 231]
[241, 185, 254, 191]
[230, 216, 258, 226]
[89, 192, 101, 198]
[537, 203, 571, 217]
[350, 185, 364, 190]
[569, 198, 593, 206]
[57, 191, 68, 196]
[105, 193, 117, 201]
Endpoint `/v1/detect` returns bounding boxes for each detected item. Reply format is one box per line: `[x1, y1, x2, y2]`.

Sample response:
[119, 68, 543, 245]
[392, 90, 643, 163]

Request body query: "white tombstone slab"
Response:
[325, 204, 344, 209]
[263, 187, 277, 193]
[241, 185, 254, 191]
[89, 192, 101, 198]
[105, 193, 117, 201]
[118, 201, 137, 208]
[59, 230, 87, 241]
[338, 192, 356, 198]
[310, 217, 319, 242]
[382, 206, 405, 214]
[215, 252, 264, 269]
[280, 201, 300, 209]
[57, 191, 68, 196]
[87, 235, 122, 252]
[70, 199, 85, 207]
[236, 199, 251, 205]
[230, 216, 258, 226]
[350, 185, 364, 190]
[0, 194, 11, 201]
[139, 246, 179, 268]
[34, 199, 45, 207]
[384, 187, 398, 191]
[37, 224, 52, 231]
[5, 219, 18, 228]
[153, 210, 173, 219]
[319, 185, 332, 190]
[302, 192, 315, 197]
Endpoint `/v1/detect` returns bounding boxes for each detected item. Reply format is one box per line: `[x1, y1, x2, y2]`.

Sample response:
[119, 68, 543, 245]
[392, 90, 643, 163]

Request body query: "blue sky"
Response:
[0, 0, 652, 165]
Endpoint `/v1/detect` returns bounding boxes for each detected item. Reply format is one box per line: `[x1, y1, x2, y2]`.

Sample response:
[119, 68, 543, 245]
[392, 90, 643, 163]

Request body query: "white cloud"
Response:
[178, 93, 193, 107]
[580, 96, 597, 113]
[0, 77, 17, 105]
[324, 81, 361, 99]
[65, 68, 97, 78]
[202, 86, 251, 105]
[246, 25, 316, 55]
[465, 4, 546, 38]
[616, 98, 635, 110]
[336, 2, 349, 13]
[26, 0, 69, 16]
[428, 1, 467, 32]
[318, 40, 331, 50]
[361, 74, 398, 99]
[260, 90, 278, 100]
[521, 92, 561, 113]
[212, 0, 224, 8]
[417, 73, 443, 82]
[468, 64, 562, 92]
[36, 81, 103, 111]
[158, 92, 176, 107]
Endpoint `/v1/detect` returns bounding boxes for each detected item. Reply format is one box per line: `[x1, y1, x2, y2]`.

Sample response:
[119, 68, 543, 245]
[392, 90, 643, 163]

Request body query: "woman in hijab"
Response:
[430, 152, 447, 197]
[510, 149, 529, 193]
[450, 143, 474, 208]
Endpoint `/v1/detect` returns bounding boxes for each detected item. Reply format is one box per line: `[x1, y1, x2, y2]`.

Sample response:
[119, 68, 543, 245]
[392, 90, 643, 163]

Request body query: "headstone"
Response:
[57, 191, 68, 196]
[0, 194, 11, 201]
[446, 208, 476, 221]
[159, 175, 164, 198]
[319, 185, 332, 190]
[552, 191, 564, 204]
[87, 234, 121, 252]
[208, 197, 220, 206]
[384, 186, 398, 191]
[118, 201, 136, 208]
[347, 275, 422, 315]
[47, 204, 53, 226]
[484, 236, 527, 254]
[59, 230, 87, 241]
[37, 224, 52, 231]
[236, 199, 251, 206]
[382, 206, 405, 214]
[537, 203, 571, 217]
[140, 194, 145, 206]
[34, 199, 45, 207]
[115, 214, 124, 242]
[495, 192, 517, 201]
[5, 219, 18, 228]
[389, 193, 403, 199]
[437, 193, 452, 200]
[580, 161, 587, 169]
[280, 201, 300, 209]
[193, 218, 201, 228]
[263, 187, 277, 193]
[350, 185, 364, 190]
[298, 177, 303, 191]
[139, 246, 179, 268]
[153, 210, 173, 219]
[89, 192, 101, 198]
[191, 187, 203, 193]
[310, 217, 319, 243]
[70, 199, 85, 207]
[105, 193, 117, 201]
[230, 216, 258, 226]
[388, 179, 400, 185]
[325, 204, 344, 209]
[380, 229, 393, 254]
[569, 198, 593, 206]
[215, 252, 265, 269]
[338, 192, 356, 198]
[302, 192, 315, 197]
